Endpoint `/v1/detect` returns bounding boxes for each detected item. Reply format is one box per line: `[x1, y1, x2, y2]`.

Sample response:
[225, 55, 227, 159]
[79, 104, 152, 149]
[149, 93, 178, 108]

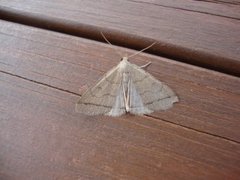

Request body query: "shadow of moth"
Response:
[76, 35, 178, 116]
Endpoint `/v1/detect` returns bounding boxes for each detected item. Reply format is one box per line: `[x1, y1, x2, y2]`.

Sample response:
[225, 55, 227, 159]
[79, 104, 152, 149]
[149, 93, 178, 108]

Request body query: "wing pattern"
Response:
[129, 63, 179, 112]
[76, 59, 178, 116]
[76, 66, 123, 115]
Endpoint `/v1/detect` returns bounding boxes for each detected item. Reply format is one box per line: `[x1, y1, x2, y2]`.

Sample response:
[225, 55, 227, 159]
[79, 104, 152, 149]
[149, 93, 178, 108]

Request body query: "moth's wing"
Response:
[129, 80, 153, 115]
[107, 85, 126, 117]
[76, 65, 124, 116]
[129, 63, 178, 113]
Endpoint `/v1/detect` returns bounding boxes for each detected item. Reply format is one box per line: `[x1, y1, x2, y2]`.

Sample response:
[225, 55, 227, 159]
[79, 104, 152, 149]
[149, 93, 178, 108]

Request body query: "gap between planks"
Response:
[0, 6, 240, 76]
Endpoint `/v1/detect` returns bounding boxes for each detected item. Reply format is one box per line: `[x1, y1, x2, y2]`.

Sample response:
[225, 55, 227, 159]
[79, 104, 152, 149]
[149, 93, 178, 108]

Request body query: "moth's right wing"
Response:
[129, 63, 178, 113]
[129, 79, 153, 115]
[76, 66, 125, 116]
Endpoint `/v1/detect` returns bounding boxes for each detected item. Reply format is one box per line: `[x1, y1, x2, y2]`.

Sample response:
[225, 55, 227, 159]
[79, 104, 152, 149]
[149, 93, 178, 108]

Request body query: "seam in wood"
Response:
[0, 6, 239, 77]
[0, 69, 239, 145]
[0, 70, 80, 96]
[0, 32, 239, 96]
[146, 114, 240, 144]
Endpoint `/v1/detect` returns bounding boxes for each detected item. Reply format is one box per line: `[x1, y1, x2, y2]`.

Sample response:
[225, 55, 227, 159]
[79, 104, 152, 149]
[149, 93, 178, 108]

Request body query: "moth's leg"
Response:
[140, 62, 152, 69]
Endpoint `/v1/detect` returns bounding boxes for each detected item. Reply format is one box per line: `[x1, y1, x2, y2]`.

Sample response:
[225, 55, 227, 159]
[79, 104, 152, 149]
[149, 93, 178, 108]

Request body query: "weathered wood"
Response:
[129, 0, 240, 19]
[0, 20, 240, 142]
[0, 0, 239, 75]
[199, 0, 240, 5]
[1, 64, 240, 180]
[0, 19, 240, 179]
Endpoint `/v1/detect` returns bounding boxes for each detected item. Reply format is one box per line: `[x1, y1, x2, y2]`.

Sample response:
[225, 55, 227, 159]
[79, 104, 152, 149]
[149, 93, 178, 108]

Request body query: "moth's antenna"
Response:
[101, 32, 113, 46]
[100, 32, 122, 58]
[128, 42, 156, 58]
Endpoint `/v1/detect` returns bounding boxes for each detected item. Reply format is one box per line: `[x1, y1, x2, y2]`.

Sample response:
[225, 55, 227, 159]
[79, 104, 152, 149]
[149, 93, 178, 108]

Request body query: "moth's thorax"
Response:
[122, 72, 130, 83]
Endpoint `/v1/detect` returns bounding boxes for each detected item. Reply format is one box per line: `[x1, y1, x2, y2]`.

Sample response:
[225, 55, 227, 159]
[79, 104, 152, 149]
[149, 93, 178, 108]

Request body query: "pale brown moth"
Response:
[76, 34, 178, 116]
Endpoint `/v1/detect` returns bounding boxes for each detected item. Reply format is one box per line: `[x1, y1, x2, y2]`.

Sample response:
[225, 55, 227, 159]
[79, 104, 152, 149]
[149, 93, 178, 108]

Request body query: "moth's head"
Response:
[120, 57, 128, 62]
[118, 57, 129, 71]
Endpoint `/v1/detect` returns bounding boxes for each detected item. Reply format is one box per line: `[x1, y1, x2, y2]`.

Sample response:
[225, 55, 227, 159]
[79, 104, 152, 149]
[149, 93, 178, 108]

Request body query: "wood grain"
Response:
[129, 0, 240, 19]
[0, 20, 240, 179]
[199, 0, 240, 5]
[0, 0, 239, 76]
[1, 59, 240, 180]
[0, 19, 240, 140]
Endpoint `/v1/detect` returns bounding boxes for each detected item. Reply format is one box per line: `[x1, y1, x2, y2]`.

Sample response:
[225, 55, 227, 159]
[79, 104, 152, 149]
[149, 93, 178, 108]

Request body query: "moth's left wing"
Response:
[76, 65, 125, 116]
[129, 63, 178, 114]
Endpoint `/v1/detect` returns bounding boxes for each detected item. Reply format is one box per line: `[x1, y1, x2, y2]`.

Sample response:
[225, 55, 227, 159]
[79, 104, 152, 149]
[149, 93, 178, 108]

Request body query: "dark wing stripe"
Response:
[145, 96, 171, 105]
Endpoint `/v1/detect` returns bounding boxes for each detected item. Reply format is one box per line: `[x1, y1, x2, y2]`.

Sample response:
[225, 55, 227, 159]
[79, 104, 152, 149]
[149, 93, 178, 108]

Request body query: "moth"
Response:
[76, 35, 178, 117]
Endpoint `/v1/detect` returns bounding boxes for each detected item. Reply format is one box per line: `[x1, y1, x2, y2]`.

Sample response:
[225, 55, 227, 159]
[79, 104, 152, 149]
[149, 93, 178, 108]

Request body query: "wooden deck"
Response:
[0, 1, 240, 180]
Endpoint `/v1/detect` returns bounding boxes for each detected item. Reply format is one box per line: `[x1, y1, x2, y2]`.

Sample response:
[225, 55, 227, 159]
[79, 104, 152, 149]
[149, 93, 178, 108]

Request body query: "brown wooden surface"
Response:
[201, 0, 240, 5]
[0, 1, 240, 179]
[0, 0, 240, 76]
[0, 20, 240, 180]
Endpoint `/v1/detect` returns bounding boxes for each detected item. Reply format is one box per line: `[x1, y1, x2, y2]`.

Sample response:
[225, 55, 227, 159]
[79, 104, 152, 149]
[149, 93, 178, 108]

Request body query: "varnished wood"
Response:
[0, 0, 240, 75]
[129, 0, 240, 19]
[1, 72, 239, 180]
[0, 19, 240, 141]
[200, 0, 240, 5]
[0, 20, 240, 179]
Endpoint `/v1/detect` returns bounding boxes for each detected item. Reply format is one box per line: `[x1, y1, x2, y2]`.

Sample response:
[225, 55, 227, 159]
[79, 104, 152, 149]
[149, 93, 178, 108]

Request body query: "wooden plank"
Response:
[1, 66, 240, 180]
[0, 0, 240, 76]
[200, 0, 240, 5]
[0, 20, 240, 143]
[129, 0, 240, 19]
